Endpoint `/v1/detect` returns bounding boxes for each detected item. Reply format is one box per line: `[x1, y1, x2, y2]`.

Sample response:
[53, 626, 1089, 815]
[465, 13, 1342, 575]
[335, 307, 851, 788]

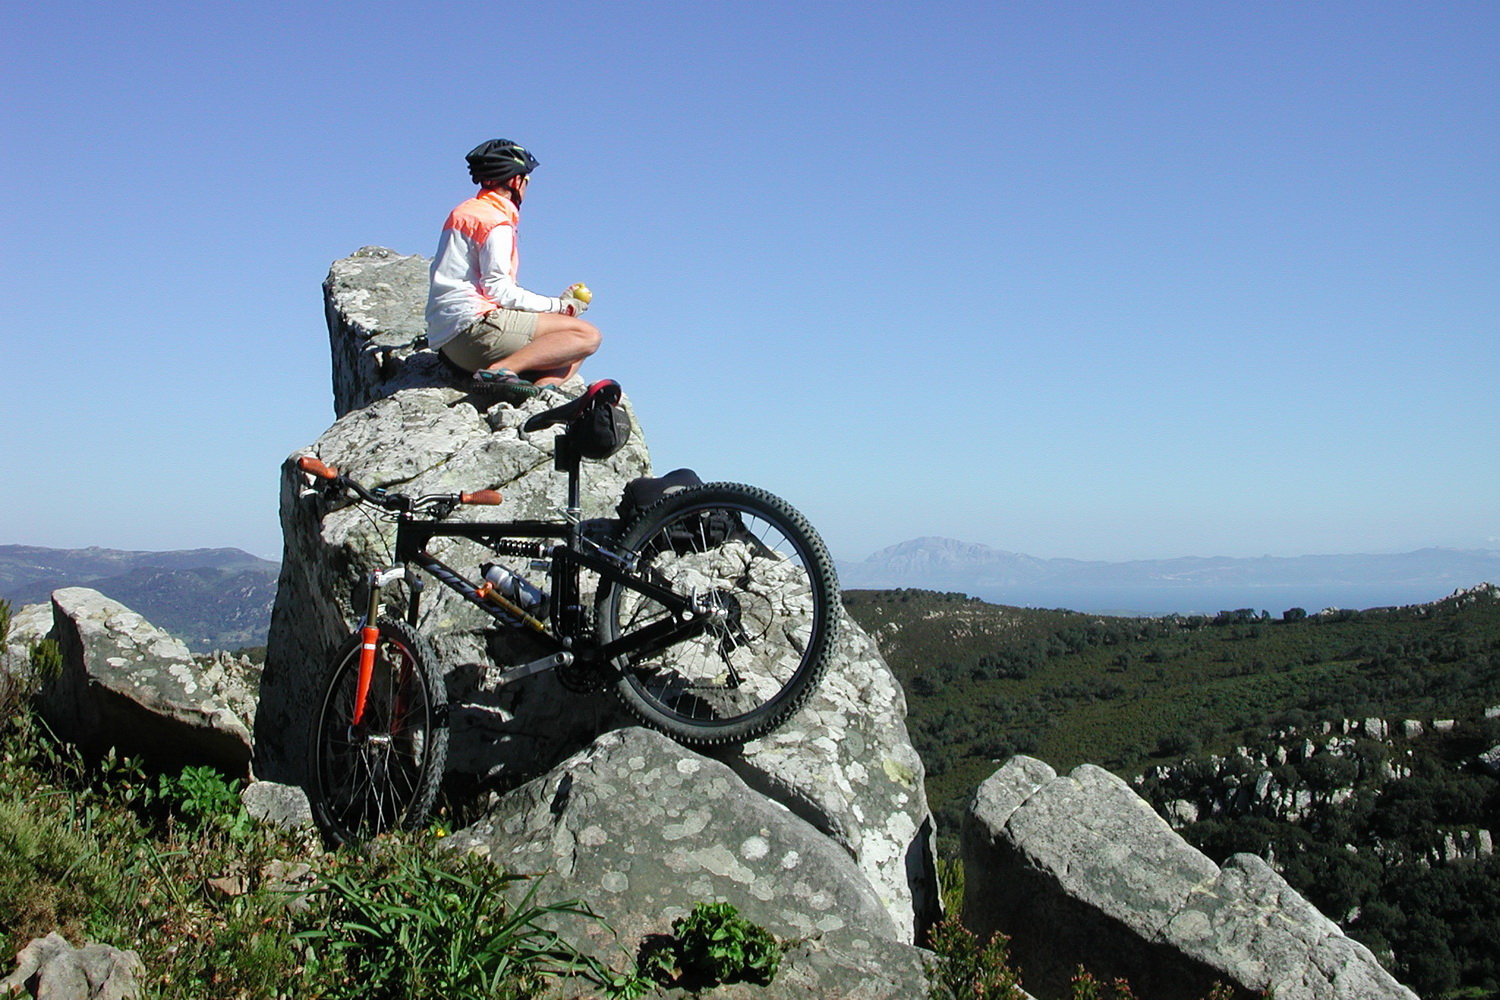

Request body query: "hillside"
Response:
[844, 585, 1500, 841]
[846, 584, 1500, 997]
[0, 545, 278, 652]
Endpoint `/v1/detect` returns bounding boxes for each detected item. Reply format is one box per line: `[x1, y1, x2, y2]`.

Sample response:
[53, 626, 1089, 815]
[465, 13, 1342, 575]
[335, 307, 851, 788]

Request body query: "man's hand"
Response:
[560, 283, 592, 316]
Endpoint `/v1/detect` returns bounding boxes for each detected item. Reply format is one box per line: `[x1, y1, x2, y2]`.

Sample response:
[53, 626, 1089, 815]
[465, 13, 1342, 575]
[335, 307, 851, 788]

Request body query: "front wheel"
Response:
[307, 616, 448, 843]
[597, 483, 840, 745]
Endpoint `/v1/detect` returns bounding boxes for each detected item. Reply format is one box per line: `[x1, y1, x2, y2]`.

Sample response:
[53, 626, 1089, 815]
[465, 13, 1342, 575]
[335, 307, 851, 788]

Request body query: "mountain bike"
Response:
[297, 380, 840, 843]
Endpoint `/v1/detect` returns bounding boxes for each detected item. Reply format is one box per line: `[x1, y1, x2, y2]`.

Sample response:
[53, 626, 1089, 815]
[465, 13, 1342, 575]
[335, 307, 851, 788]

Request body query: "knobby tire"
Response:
[308, 616, 448, 844]
[598, 483, 840, 745]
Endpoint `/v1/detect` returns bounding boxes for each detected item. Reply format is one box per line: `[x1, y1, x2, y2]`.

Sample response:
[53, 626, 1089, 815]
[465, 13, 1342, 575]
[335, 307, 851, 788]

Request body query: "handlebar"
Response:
[297, 455, 501, 515]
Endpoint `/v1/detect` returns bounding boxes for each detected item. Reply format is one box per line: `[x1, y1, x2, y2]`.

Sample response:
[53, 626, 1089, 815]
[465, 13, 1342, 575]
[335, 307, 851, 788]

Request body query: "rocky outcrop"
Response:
[730, 619, 939, 939]
[256, 247, 939, 942]
[252, 368, 652, 793]
[5, 601, 53, 646]
[38, 588, 256, 774]
[0, 932, 143, 1000]
[2, 602, 48, 707]
[444, 726, 933, 999]
[323, 246, 450, 418]
[963, 756, 1418, 1000]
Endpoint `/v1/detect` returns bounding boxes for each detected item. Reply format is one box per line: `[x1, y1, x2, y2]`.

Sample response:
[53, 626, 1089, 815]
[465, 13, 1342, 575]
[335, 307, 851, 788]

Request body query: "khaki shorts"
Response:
[440, 309, 538, 371]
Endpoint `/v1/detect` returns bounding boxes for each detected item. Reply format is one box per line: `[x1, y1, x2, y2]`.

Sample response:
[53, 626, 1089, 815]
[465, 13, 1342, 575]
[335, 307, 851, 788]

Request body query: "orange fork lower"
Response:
[351, 624, 379, 726]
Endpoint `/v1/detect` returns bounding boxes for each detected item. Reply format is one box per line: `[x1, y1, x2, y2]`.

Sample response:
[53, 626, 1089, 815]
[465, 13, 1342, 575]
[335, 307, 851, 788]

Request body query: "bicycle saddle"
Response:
[522, 379, 623, 432]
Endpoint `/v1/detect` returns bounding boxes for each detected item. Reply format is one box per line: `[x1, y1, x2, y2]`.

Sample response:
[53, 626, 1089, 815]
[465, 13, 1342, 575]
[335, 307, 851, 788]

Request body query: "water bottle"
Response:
[479, 562, 548, 614]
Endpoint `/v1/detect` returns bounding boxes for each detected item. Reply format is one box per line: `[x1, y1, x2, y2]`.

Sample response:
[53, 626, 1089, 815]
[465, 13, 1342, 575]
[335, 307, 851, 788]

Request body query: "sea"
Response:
[962, 582, 1466, 618]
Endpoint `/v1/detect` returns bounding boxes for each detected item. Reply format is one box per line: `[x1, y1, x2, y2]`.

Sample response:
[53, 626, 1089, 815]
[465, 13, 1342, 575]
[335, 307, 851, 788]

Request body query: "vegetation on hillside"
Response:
[847, 584, 1500, 998]
[845, 586, 1500, 843]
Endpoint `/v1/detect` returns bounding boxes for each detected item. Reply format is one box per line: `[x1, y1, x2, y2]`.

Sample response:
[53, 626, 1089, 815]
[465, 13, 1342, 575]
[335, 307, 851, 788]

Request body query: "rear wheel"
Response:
[308, 617, 447, 843]
[597, 483, 839, 745]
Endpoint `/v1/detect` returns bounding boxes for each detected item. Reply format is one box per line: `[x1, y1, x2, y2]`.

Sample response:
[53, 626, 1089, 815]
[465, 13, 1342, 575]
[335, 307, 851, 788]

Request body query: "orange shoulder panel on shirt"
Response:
[443, 190, 518, 244]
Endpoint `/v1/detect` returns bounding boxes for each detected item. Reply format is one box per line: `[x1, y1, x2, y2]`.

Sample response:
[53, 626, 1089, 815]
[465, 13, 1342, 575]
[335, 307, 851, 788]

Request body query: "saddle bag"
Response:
[567, 395, 632, 460]
[617, 469, 738, 553]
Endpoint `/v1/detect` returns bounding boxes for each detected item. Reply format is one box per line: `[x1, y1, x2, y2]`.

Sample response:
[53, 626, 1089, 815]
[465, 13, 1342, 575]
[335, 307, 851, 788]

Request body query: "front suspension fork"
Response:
[352, 567, 408, 727]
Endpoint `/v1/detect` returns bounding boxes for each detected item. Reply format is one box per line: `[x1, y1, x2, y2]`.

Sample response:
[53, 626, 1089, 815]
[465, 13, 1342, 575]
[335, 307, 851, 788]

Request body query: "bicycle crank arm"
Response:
[489, 651, 573, 687]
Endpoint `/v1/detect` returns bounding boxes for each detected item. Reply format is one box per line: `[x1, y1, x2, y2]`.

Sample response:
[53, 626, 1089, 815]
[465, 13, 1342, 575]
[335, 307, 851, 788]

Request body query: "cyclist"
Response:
[426, 139, 601, 397]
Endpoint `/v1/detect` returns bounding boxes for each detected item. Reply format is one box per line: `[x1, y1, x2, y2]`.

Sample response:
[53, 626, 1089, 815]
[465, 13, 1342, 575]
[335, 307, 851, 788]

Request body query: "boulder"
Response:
[4, 601, 54, 656]
[38, 588, 255, 774]
[730, 619, 940, 941]
[241, 780, 314, 830]
[963, 756, 1419, 1000]
[2, 601, 53, 699]
[1480, 746, 1500, 777]
[444, 726, 934, 999]
[323, 246, 449, 418]
[0, 932, 143, 1000]
[252, 373, 653, 792]
[256, 248, 939, 941]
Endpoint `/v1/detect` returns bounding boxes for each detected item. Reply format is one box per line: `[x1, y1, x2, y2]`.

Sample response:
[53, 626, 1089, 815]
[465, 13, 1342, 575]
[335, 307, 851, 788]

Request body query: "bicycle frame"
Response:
[352, 435, 712, 700]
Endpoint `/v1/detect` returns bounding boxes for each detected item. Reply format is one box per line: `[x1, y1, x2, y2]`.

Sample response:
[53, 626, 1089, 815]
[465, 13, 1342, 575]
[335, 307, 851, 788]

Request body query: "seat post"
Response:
[555, 434, 583, 535]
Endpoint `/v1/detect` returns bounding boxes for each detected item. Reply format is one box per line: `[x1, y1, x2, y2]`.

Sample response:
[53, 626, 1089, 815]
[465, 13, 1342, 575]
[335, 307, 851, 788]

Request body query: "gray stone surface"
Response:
[447, 727, 934, 998]
[1169, 854, 1419, 1000]
[0, 931, 143, 1000]
[963, 756, 1419, 1000]
[241, 779, 314, 830]
[730, 616, 939, 942]
[3, 601, 54, 687]
[324, 246, 442, 418]
[39, 588, 254, 774]
[5, 601, 54, 654]
[1480, 745, 1500, 777]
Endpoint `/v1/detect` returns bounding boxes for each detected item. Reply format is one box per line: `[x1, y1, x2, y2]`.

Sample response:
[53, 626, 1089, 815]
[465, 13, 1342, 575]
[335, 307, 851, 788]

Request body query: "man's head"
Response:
[466, 139, 538, 204]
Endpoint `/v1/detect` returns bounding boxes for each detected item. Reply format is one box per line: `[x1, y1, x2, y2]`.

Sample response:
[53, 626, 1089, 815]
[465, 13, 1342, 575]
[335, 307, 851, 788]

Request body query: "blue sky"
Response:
[2, 2, 1495, 564]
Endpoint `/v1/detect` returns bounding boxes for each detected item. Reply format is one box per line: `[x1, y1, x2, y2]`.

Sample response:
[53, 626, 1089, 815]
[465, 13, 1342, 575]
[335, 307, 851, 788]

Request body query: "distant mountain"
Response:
[0, 545, 279, 652]
[837, 537, 1500, 614]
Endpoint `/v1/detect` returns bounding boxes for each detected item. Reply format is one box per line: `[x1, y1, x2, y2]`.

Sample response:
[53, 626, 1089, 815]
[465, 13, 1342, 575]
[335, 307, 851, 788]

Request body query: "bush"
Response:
[928, 918, 1026, 999]
[641, 900, 781, 988]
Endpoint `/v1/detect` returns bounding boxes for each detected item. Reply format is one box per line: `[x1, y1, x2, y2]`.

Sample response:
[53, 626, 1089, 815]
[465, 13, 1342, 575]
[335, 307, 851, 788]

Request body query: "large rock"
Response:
[38, 588, 256, 774]
[257, 247, 938, 941]
[323, 246, 449, 418]
[0, 932, 143, 1000]
[731, 618, 939, 942]
[962, 756, 1419, 1000]
[252, 376, 653, 791]
[445, 726, 934, 999]
[2, 601, 53, 695]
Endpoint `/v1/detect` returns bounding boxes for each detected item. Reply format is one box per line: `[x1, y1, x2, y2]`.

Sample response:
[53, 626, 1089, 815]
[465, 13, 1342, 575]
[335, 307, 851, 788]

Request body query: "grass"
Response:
[0, 702, 646, 998]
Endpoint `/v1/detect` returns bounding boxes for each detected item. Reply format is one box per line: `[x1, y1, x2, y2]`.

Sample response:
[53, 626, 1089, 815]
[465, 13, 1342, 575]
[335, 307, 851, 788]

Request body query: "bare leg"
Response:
[488, 314, 600, 386]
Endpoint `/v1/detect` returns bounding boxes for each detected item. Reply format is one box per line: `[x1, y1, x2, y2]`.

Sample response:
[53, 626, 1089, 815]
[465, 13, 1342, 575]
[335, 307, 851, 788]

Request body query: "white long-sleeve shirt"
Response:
[425, 188, 564, 348]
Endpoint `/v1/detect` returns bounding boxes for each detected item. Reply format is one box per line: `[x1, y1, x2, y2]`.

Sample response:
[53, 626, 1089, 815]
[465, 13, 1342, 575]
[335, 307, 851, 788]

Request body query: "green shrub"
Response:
[296, 843, 607, 999]
[641, 900, 781, 988]
[156, 765, 252, 840]
[928, 917, 1026, 999]
[29, 638, 62, 683]
[937, 856, 966, 917]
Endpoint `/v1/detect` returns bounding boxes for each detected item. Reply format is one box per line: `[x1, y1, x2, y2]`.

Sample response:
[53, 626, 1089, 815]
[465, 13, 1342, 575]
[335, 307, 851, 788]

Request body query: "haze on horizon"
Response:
[2, 3, 1494, 567]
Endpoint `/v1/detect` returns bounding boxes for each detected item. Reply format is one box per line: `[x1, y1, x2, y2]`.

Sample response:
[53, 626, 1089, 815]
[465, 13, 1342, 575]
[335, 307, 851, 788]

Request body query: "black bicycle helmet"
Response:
[466, 139, 539, 187]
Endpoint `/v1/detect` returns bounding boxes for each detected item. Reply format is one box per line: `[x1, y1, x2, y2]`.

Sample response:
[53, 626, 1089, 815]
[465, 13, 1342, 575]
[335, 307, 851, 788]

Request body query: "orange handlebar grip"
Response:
[461, 490, 503, 506]
[298, 455, 339, 480]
